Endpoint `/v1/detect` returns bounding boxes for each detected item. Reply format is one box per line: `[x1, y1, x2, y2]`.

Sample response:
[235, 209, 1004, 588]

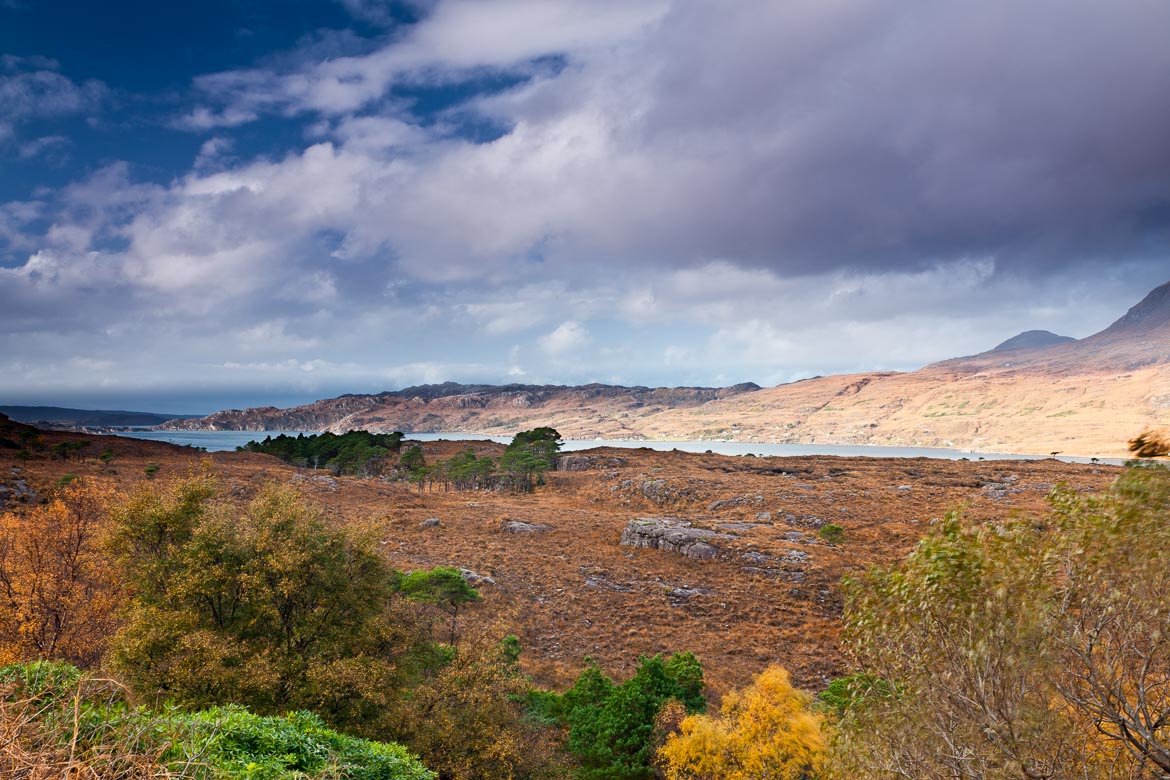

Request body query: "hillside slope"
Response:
[645, 282, 1170, 457]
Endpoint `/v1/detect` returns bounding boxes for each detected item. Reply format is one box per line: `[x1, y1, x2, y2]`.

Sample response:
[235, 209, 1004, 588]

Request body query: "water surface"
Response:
[114, 429, 1120, 464]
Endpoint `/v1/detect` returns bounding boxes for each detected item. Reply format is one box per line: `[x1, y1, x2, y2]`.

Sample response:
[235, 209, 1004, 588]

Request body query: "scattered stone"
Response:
[641, 479, 672, 503]
[717, 522, 765, 532]
[668, 585, 714, 603]
[784, 514, 827, 530]
[784, 549, 811, 563]
[420, 517, 441, 528]
[291, 473, 338, 491]
[896, 485, 913, 491]
[0, 478, 36, 508]
[584, 576, 633, 593]
[755, 512, 773, 521]
[502, 520, 552, 534]
[620, 517, 732, 560]
[707, 496, 761, 511]
[784, 531, 807, 542]
[740, 551, 773, 565]
[460, 568, 496, 587]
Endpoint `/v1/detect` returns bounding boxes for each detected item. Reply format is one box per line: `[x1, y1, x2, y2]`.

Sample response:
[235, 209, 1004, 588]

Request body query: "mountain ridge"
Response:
[164, 282, 1170, 456]
[1, 406, 200, 427]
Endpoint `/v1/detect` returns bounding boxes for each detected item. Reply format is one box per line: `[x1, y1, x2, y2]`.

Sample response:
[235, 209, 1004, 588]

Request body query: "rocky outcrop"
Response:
[619, 518, 733, 560]
[502, 520, 552, 534]
[558, 454, 628, 471]
[459, 568, 496, 587]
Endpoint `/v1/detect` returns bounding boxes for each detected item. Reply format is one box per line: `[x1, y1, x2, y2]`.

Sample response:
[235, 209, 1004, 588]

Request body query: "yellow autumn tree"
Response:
[658, 665, 826, 780]
[0, 480, 120, 667]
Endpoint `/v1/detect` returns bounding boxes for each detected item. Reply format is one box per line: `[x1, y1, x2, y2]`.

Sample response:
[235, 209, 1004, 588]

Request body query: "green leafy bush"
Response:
[532, 653, 705, 780]
[0, 661, 434, 779]
[817, 523, 844, 544]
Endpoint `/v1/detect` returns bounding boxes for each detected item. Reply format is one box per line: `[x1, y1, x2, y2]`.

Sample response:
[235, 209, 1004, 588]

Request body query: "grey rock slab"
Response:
[502, 520, 552, 534]
[620, 517, 733, 560]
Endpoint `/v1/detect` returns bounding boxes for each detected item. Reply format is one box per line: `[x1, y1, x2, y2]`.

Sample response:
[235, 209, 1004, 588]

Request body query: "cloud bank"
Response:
[1, 0, 1168, 410]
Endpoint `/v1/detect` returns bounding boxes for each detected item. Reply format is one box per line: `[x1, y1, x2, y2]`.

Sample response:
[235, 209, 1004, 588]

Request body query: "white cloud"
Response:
[0, 57, 105, 144]
[539, 321, 589, 355]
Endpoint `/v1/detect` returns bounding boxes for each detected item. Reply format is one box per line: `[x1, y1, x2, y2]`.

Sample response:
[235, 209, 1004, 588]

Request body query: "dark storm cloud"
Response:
[546, 0, 1170, 275]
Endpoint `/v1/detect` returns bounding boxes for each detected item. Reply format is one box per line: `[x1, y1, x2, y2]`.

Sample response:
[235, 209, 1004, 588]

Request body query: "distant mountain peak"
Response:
[1095, 280, 1170, 339]
[991, 330, 1075, 353]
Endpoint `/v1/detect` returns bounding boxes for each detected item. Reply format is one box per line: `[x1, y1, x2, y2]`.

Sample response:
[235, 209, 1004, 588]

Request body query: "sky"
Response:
[1, 0, 1169, 414]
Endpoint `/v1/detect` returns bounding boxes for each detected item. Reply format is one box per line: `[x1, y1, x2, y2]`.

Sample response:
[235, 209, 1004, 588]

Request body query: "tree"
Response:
[390, 629, 568, 780]
[833, 511, 1084, 779]
[832, 463, 1170, 779]
[559, 653, 705, 780]
[0, 480, 119, 667]
[397, 566, 482, 644]
[501, 428, 562, 493]
[399, 445, 428, 488]
[1047, 463, 1170, 775]
[108, 479, 430, 733]
[1128, 429, 1169, 458]
[658, 665, 826, 780]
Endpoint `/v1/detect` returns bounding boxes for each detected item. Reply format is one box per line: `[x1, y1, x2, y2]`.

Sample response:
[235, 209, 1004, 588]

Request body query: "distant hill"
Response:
[990, 330, 1075, 353]
[0, 406, 200, 427]
[169, 281, 1170, 457]
[161, 382, 764, 435]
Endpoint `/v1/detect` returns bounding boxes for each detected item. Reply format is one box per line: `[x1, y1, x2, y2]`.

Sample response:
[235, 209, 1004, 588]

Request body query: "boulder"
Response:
[620, 518, 732, 561]
[420, 517, 441, 528]
[502, 520, 552, 534]
[558, 454, 628, 471]
[460, 568, 496, 587]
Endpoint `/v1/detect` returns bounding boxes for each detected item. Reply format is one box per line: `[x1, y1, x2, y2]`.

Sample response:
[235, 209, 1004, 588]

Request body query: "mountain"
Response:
[169, 282, 1170, 457]
[990, 330, 1074, 352]
[1094, 280, 1170, 339]
[640, 281, 1170, 457]
[0, 406, 200, 427]
[161, 382, 764, 437]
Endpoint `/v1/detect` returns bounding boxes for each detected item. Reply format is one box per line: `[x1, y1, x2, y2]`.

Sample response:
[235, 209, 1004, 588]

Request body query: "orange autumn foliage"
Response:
[658, 665, 826, 780]
[0, 480, 121, 667]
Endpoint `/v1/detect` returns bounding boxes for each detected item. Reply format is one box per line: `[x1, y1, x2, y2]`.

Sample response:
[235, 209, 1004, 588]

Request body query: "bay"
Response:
[113, 429, 1119, 464]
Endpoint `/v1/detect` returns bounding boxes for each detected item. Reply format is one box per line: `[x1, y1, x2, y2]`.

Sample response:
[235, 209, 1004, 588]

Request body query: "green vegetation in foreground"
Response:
[0, 661, 433, 779]
[527, 652, 705, 780]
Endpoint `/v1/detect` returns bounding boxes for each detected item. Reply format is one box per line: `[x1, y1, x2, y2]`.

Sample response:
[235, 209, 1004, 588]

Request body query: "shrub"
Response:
[532, 653, 705, 780]
[0, 661, 434, 779]
[107, 479, 431, 733]
[658, 665, 825, 780]
[817, 523, 844, 544]
[0, 480, 119, 667]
